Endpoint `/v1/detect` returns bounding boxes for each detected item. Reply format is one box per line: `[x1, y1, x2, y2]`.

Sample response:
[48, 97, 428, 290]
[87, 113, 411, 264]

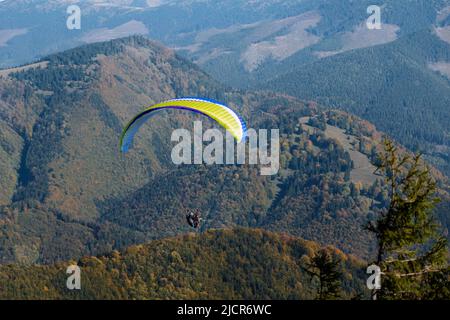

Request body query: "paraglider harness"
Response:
[186, 210, 201, 229]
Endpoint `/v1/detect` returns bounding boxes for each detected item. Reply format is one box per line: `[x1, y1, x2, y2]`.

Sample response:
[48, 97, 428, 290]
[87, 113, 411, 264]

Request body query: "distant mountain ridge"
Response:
[1, 0, 449, 73]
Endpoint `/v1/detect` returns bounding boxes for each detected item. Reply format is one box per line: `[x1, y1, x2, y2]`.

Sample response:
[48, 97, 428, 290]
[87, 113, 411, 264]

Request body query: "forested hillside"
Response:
[0, 228, 368, 300]
[198, 0, 450, 87]
[0, 36, 448, 265]
[262, 30, 450, 177]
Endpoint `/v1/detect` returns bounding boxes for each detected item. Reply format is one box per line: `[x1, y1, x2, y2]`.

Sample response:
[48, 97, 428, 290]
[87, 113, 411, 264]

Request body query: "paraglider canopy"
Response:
[119, 97, 247, 153]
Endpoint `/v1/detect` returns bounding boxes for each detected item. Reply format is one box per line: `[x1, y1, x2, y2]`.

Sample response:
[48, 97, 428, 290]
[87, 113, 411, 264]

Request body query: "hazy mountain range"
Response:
[1, 1, 449, 77]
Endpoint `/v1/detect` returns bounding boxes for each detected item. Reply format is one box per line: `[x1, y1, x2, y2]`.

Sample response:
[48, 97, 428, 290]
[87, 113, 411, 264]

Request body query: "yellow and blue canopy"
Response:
[119, 97, 247, 152]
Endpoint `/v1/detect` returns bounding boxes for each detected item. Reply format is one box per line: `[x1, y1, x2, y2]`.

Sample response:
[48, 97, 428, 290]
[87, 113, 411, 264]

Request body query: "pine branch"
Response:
[389, 268, 443, 278]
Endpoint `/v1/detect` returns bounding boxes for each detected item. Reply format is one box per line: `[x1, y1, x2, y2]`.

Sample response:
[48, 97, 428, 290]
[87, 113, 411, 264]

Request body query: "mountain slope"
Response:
[0, 36, 448, 265]
[262, 30, 450, 176]
[0, 36, 230, 263]
[188, 0, 450, 87]
[0, 228, 368, 300]
[3, 36, 224, 219]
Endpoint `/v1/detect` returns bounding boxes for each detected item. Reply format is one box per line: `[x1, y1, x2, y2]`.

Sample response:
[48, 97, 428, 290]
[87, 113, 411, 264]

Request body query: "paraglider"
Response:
[119, 97, 247, 153]
[186, 210, 201, 229]
[119, 97, 247, 229]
